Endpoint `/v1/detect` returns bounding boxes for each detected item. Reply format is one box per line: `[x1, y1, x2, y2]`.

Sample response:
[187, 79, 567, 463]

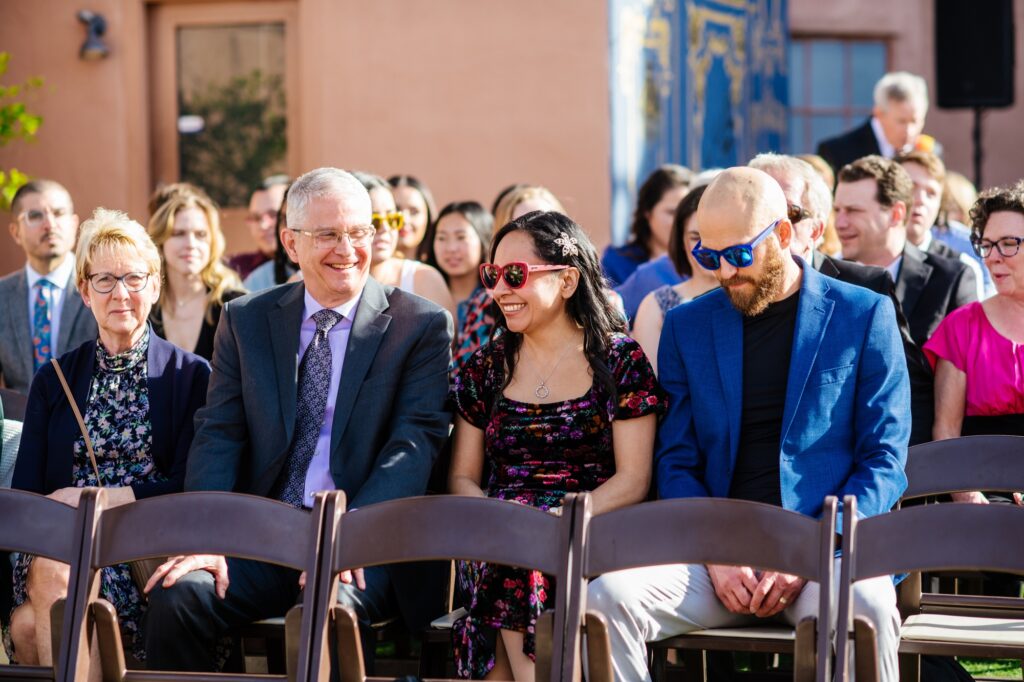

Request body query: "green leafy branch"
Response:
[0, 52, 45, 211]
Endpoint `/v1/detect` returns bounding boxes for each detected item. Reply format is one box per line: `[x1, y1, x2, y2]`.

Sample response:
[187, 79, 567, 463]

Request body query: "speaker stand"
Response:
[972, 107, 984, 189]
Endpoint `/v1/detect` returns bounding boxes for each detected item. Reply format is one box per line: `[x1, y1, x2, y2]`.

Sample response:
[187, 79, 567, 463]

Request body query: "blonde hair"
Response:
[147, 184, 242, 322]
[942, 171, 979, 225]
[493, 185, 566, 232]
[76, 208, 162, 289]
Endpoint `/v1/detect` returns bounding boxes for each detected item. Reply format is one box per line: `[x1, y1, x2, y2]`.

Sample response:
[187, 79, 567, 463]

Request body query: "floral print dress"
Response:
[450, 333, 665, 678]
[4, 330, 164, 663]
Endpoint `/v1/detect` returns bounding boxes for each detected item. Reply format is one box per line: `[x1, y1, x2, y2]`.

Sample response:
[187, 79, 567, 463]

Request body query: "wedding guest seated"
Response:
[601, 165, 692, 288]
[244, 183, 298, 292]
[388, 175, 438, 261]
[422, 201, 497, 378]
[354, 172, 456, 317]
[4, 208, 210, 667]
[493, 185, 566, 232]
[147, 184, 245, 360]
[926, 180, 1024, 479]
[449, 210, 664, 680]
[631, 184, 718, 373]
[227, 177, 288, 280]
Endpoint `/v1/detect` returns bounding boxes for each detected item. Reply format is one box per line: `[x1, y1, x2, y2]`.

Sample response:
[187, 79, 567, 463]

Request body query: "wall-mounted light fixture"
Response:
[77, 10, 109, 60]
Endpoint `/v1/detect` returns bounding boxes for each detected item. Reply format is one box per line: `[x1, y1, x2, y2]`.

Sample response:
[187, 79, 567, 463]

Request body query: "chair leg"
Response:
[898, 653, 920, 682]
[853, 617, 880, 682]
[680, 649, 705, 682]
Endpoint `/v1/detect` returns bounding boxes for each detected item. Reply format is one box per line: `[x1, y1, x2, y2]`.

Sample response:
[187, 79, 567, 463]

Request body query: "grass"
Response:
[961, 658, 1023, 678]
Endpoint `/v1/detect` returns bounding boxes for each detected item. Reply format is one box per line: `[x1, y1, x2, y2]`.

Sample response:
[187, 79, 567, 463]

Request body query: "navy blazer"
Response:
[13, 332, 210, 499]
[656, 260, 910, 526]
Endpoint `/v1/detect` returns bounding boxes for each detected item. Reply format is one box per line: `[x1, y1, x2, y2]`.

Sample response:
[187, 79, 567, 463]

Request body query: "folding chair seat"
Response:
[68, 489, 344, 682]
[836, 495, 1024, 682]
[581, 496, 838, 682]
[311, 493, 586, 682]
[0, 487, 100, 682]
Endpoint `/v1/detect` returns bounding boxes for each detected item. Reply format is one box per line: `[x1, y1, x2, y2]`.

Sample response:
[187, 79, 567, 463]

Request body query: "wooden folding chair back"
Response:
[315, 493, 586, 682]
[0, 487, 98, 682]
[836, 496, 1024, 682]
[0, 388, 28, 421]
[582, 496, 838, 682]
[902, 435, 1024, 502]
[68, 490, 344, 682]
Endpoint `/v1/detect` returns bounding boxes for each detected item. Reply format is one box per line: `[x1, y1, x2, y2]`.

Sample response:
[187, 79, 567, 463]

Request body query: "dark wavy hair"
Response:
[423, 201, 494, 283]
[489, 211, 626, 398]
[272, 183, 294, 285]
[666, 184, 708, 277]
[970, 180, 1024, 241]
[628, 164, 693, 257]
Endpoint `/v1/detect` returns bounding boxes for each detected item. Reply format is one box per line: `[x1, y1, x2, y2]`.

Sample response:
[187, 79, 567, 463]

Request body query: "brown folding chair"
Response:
[581, 496, 838, 682]
[0, 487, 100, 682]
[67, 489, 344, 682]
[311, 493, 586, 682]
[836, 495, 1024, 682]
[0, 388, 28, 422]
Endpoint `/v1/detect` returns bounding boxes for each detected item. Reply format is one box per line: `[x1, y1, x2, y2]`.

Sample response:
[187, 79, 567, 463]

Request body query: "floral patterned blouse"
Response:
[451, 286, 498, 382]
[4, 329, 164, 663]
[450, 333, 665, 678]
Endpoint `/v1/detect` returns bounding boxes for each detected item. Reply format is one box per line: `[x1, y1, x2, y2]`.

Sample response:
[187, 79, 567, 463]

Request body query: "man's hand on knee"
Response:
[749, 571, 805, 618]
[339, 568, 366, 591]
[144, 555, 230, 598]
[707, 564, 759, 614]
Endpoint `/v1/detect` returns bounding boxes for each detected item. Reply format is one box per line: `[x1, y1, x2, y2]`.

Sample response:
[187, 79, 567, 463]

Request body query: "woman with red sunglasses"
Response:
[449, 211, 665, 680]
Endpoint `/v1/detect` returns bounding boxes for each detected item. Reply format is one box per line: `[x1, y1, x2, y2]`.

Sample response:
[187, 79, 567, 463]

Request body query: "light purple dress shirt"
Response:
[299, 289, 361, 508]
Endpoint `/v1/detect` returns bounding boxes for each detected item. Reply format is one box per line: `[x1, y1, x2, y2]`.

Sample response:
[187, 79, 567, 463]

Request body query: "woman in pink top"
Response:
[924, 181, 1024, 504]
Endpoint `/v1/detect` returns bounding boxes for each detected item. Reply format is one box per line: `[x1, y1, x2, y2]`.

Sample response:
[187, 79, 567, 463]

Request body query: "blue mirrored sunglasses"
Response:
[691, 219, 781, 271]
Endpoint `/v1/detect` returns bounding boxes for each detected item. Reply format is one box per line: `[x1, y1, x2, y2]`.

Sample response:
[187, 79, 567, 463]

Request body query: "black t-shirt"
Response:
[729, 291, 800, 506]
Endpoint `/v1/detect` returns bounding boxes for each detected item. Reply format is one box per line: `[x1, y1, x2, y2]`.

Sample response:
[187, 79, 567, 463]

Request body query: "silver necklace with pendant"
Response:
[526, 340, 577, 400]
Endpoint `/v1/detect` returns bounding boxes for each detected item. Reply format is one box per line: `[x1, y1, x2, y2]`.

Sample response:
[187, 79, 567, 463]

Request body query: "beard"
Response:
[721, 240, 786, 317]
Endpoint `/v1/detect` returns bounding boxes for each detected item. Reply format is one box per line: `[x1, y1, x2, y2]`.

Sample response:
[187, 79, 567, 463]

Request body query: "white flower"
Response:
[554, 232, 579, 258]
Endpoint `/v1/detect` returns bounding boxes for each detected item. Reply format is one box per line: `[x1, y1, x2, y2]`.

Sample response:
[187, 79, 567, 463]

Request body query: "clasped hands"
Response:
[143, 555, 366, 598]
[707, 564, 806, 618]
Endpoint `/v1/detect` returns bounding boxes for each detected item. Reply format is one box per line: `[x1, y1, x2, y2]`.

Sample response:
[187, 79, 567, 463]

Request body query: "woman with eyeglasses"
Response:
[353, 172, 455, 317]
[388, 174, 438, 262]
[5, 208, 210, 667]
[631, 184, 719, 374]
[147, 184, 245, 360]
[448, 211, 664, 680]
[926, 181, 1024, 501]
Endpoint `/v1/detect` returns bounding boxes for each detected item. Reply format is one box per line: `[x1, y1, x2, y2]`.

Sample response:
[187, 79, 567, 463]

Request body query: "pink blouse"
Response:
[923, 301, 1024, 417]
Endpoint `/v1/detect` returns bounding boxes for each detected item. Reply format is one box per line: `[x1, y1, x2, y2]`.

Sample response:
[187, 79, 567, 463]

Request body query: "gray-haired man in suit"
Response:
[0, 180, 96, 393]
[144, 167, 453, 671]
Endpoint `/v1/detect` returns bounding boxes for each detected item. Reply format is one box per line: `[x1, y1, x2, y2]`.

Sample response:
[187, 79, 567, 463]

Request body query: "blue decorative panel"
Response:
[609, 0, 789, 243]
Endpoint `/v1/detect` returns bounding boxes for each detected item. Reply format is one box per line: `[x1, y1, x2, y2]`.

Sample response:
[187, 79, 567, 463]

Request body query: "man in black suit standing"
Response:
[817, 72, 929, 174]
[834, 156, 977, 348]
[144, 167, 453, 671]
[750, 153, 934, 445]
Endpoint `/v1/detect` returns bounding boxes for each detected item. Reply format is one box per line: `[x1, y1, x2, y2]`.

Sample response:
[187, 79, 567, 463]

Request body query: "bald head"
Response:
[696, 167, 788, 250]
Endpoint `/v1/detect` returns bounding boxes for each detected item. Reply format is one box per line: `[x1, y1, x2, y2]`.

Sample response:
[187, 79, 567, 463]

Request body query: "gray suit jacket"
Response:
[185, 278, 453, 509]
[0, 268, 97, 393]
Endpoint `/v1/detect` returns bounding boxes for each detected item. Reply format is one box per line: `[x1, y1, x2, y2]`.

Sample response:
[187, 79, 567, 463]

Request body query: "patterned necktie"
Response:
[277, 308, 343, 507]
[32, 280, 55, 372]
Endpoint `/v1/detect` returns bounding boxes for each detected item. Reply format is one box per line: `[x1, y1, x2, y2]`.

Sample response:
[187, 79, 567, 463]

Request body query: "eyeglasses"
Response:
[246, 209, 279, 224]
[88, 272, 151, 294]
[479, 262, 569, 290]
[691, 219, 781, 271]
[972, 236, 1024, 259]
[289, 226, 376, 249]
[787, 203, 813, 224]
[371, 211, 405, 231]
[19, 206, 72, 229]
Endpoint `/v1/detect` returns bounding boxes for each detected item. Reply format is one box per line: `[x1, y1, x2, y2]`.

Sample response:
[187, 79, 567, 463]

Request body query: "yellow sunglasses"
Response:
[371, 211, 405, 231]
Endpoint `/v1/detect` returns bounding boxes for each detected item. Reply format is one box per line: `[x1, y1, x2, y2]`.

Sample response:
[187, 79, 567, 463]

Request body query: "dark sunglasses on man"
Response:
[691, 218, 781, 271]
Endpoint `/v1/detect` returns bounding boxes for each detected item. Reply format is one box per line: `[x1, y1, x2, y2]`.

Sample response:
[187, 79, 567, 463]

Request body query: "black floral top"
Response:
[449, 333, 665, 678]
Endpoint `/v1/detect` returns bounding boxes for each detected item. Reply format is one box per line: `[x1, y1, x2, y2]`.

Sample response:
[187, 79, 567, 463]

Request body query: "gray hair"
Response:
[874, 71, 929, 115]
[287, 168, 371, 228]
[749, 153, 833, 225]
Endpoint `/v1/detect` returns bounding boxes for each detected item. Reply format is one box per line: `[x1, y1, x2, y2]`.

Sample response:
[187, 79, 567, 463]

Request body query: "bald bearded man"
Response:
[587, 168, 909, 682]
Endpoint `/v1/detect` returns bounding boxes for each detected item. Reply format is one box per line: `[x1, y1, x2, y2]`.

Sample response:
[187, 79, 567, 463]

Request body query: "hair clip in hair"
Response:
[555, 232, 579, 258]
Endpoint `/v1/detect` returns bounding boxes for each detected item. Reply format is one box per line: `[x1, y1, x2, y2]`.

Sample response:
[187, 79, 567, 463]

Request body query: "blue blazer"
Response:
[656, 260, 910, 524]
[13, 332, 210, 499]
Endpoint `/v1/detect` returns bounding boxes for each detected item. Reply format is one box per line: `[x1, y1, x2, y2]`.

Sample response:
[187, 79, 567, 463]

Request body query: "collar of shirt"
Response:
[301, 288, 361, 327]
[870, 116, 898, 159]
[885, 254, 904, 282]
[26, 253, 75, 291]
[918, 229, 933, 253]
